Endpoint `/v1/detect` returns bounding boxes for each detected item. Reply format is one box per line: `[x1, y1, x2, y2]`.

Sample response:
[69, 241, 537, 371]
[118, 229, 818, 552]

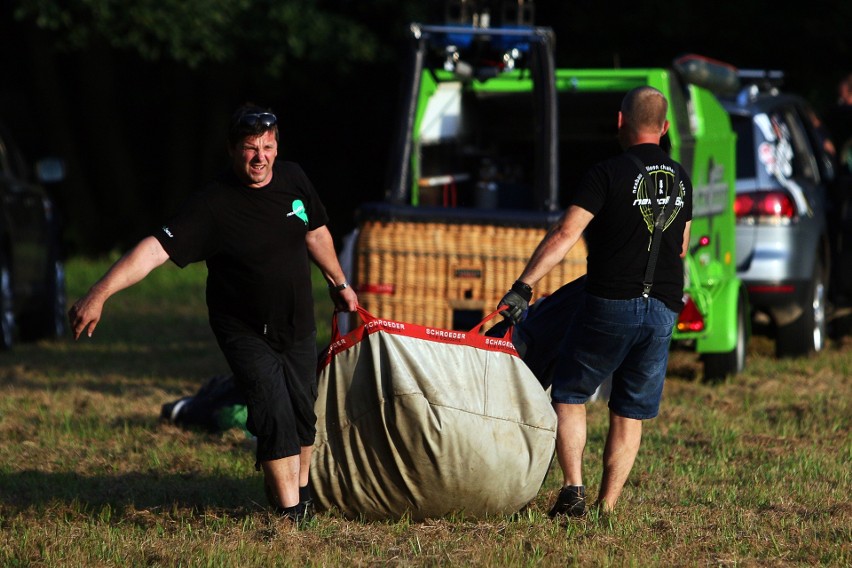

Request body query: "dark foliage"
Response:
[1, 0, 849, 254]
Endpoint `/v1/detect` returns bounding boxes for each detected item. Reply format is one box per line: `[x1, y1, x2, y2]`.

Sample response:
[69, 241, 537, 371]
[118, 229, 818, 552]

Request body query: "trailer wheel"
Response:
[702, 291, 748, 382]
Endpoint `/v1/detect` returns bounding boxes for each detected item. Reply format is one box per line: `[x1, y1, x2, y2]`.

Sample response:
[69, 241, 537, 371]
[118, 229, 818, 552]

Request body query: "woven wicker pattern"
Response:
[354, 220, 588, 329]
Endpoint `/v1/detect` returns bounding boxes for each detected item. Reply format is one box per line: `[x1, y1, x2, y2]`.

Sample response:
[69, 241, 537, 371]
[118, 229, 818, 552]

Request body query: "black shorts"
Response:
[210, 312, 318, 464]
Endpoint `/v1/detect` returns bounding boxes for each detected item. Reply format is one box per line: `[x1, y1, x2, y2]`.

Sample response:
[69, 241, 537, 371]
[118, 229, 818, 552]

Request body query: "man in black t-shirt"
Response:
[69, 105, 358, 522]
[499, 87, 692, 518]
[825, 73, 852, 174]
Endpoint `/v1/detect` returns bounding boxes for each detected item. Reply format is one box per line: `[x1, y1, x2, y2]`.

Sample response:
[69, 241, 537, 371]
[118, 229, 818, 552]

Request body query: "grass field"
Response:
[1, 256, 850, 566]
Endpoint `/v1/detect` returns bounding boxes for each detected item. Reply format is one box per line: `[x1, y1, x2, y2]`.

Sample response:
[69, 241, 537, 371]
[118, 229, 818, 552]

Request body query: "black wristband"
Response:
[511, 280, 533, 302]
[330, 281, 349, 292]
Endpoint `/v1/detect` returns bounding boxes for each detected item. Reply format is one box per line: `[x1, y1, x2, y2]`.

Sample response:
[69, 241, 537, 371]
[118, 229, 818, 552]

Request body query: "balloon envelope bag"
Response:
[311, 308, 557, 521]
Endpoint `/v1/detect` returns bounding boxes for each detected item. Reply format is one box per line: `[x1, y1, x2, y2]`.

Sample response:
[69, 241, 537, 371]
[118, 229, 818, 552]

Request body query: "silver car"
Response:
[721, 82, 835, 357]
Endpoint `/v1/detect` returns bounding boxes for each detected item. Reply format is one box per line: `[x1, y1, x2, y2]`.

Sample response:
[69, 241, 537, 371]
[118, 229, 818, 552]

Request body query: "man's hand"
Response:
[68, 290, 106, 340]
[329, 283, 359, 312]
[498, 281, 533, 324]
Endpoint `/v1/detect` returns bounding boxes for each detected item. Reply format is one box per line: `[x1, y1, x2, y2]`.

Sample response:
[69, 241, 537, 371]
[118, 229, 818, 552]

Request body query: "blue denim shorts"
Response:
[550, 294, 677, 419]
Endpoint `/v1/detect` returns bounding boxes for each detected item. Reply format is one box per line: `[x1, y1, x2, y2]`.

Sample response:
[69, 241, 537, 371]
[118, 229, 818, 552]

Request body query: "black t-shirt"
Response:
[825, 105, 852, 172]
[154, 161, 329, 347]
[570, 144, 693, 311]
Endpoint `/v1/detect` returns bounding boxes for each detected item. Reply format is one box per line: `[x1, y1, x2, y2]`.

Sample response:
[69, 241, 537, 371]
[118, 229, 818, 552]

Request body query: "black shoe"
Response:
[548, 485, 587, 518]
[276, 501, 314, 524]
[298, 483, 314, 521]
[159, 397, 192, 424]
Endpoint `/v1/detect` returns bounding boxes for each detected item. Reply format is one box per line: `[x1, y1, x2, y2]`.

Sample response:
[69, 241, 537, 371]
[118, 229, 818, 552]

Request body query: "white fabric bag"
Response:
[311, 307, 557, 520]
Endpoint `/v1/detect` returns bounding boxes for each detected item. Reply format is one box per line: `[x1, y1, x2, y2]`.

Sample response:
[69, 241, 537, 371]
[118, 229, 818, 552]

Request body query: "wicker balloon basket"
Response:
[354, 220, 587, 330]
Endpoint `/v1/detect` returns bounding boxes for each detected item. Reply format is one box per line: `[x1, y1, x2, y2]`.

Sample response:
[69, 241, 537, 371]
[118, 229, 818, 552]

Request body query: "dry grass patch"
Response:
[0, 258, 850, 566]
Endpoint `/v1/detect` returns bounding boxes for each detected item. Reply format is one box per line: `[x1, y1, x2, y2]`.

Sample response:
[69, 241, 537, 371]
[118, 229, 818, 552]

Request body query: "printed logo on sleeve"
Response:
[162, 226, 174, 238]
[287, 199, 309, 225]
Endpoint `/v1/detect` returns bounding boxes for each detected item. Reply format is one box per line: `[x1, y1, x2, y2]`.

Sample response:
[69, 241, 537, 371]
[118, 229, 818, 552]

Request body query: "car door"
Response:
[769, 103, 827, 279]
[0, 127, 48, 305]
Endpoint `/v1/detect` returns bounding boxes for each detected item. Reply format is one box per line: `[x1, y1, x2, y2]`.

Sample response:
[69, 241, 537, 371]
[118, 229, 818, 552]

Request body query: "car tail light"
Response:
[734, 191, 796, 226]
[677, 295, 705, 332]
[747, 284, 796, 294]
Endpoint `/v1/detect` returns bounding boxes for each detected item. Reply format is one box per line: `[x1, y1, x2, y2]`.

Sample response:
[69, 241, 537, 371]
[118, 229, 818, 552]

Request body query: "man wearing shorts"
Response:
[69, 104, 358, 522]
[499, 86, 692, 517]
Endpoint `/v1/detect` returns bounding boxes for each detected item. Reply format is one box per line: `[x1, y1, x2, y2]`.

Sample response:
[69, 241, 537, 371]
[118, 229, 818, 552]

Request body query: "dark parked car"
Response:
[720, 75, 836, 357]
[0, 120, 66, 350]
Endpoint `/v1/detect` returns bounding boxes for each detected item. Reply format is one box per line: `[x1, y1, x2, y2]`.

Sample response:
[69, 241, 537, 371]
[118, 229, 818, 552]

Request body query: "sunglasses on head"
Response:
[238, 112, 277, 128]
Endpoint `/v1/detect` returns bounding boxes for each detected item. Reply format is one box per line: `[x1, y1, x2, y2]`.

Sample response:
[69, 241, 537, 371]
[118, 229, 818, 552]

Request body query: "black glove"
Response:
[498, 281, 533, 324]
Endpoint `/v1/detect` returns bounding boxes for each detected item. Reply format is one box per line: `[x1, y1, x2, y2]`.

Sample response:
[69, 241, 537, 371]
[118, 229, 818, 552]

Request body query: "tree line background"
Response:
[1, 0, 849, 256]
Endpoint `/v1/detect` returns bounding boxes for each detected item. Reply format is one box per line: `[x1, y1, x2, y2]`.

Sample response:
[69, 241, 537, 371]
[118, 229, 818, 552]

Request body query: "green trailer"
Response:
[349, 22, 748, 380]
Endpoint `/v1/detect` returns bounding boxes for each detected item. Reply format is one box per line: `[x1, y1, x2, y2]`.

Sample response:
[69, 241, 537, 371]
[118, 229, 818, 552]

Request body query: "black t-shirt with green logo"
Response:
[570, 144, 693, 311]
[154, 161, 329, 347]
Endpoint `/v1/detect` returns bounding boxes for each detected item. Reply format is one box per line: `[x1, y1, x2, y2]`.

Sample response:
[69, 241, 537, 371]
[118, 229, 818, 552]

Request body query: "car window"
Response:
[0, 125, 29, 182]
[798, 104, 835, 183]
[778, 108, 820, 183]
[752, 109, 819, 185]
[730, 114, 756, 179]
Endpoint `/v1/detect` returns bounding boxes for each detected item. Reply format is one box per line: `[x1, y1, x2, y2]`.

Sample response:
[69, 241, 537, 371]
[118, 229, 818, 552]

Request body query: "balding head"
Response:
[618, 86, 669, 147]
